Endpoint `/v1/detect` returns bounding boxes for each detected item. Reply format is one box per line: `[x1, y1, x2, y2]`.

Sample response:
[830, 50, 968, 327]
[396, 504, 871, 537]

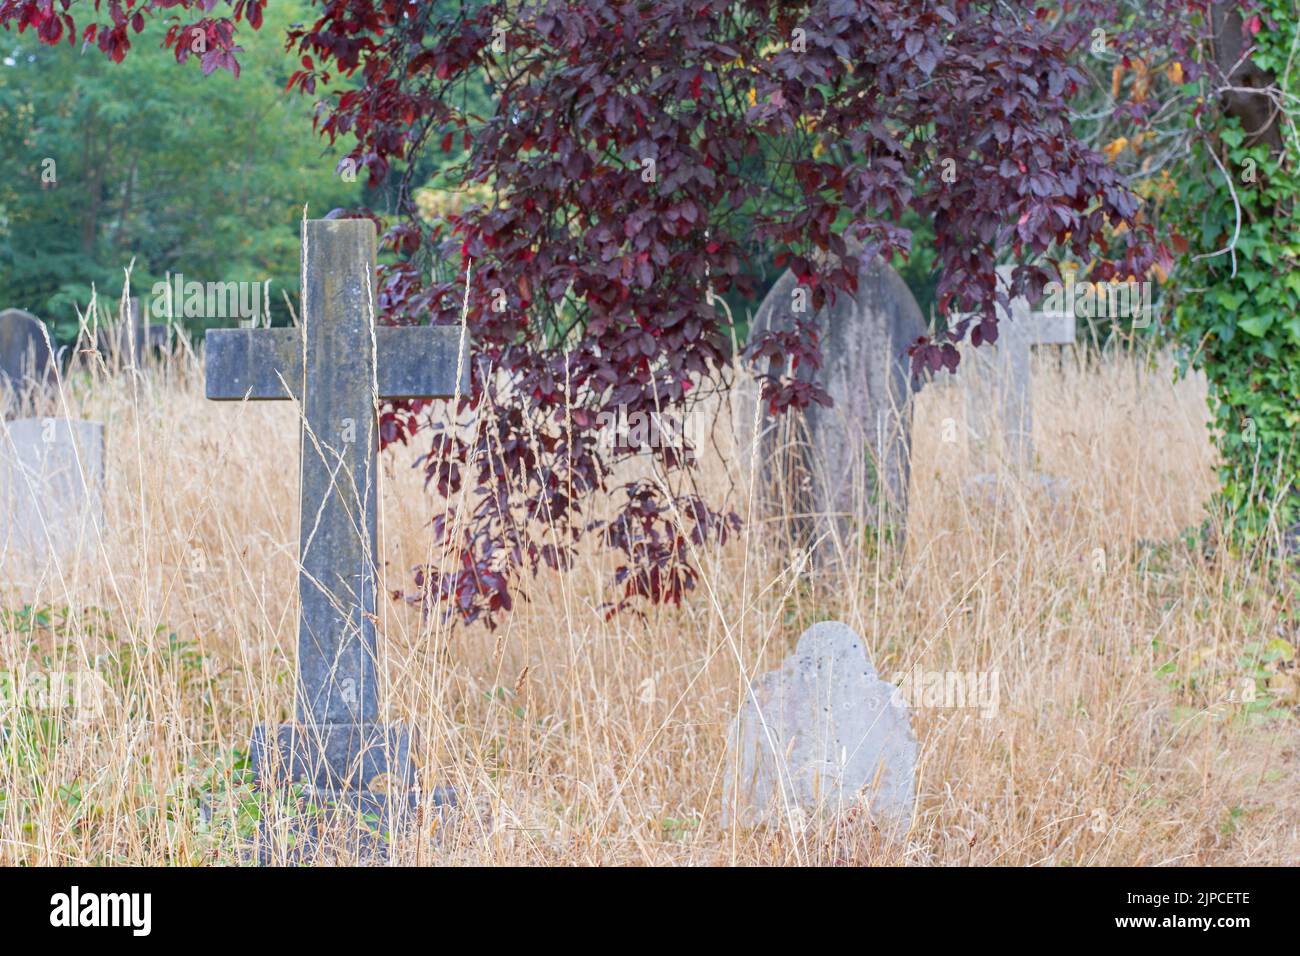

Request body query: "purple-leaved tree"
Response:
[2, 0, 1192, 624]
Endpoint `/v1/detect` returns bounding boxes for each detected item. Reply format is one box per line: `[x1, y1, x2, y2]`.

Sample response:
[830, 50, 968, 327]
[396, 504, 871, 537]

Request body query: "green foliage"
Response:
[660, 816, 700, 842]
[0, 603, 265, 861]
[0, 0, 359, 343]
[1171, 2, 1300, 543]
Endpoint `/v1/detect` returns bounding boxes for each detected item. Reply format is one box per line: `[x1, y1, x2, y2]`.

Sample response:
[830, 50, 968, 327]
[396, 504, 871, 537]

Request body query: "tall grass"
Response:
[0, 323, 1295, 865]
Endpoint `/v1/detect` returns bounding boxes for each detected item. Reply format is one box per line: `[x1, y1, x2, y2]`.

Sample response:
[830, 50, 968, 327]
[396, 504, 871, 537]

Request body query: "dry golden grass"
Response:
[0, 333, 1296, 866]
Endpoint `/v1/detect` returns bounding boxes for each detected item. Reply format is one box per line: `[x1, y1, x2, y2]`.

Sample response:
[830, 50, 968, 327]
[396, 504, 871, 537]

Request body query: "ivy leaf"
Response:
[1237, 313, 1273, 337]
[1239, 266, 1264, 290]
[1283, 315, 1300, 345]
[1213, 287, 1246, 310]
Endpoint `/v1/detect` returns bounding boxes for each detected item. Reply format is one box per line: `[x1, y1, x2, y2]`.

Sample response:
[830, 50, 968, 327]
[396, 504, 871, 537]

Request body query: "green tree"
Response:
[0, 0, 359, 341]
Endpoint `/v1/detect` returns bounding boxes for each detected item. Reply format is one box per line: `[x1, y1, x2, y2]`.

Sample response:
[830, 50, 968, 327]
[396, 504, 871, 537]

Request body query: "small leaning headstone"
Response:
[743, 252, 927, 556]
[0, 417, 105, 569]
[725, 620, 917, 835]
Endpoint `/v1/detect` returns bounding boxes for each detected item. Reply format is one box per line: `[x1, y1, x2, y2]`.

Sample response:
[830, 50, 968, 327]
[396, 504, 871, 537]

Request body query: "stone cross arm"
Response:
[204, 324, 467, 402]
[995, 264, 1076, 346]
[1008, 302, 1075, 347]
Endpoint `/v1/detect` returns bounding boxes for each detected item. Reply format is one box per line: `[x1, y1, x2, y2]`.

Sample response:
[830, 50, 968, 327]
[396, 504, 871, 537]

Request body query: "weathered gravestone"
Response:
[962, 265, 1075, 473]
[0, 309, 54, 390]
[94, 297, 169, 365]
[204, 219, 466, 845]
[725, 620, 917, 834]
[744, 253, 926, 555]
[0, 417, 105, 568]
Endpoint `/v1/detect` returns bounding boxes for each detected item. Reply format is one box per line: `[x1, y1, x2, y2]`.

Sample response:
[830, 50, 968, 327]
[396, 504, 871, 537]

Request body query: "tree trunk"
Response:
[114, 154, 137, 249]
[79, 114, 111, 257]
[1211, 2, 1284, 151]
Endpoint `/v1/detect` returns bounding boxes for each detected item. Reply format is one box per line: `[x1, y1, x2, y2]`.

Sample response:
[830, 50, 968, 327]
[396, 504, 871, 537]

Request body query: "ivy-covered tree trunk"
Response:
[1176, 1, 1300, 545]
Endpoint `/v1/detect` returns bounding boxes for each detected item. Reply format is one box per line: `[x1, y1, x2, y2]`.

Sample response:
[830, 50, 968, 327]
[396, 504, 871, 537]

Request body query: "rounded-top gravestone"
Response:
[741, 251, 927, 555]
[0, 308, 53, 390]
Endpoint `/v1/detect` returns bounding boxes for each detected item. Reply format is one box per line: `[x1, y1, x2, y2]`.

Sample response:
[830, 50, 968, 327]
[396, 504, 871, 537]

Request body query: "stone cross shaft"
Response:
[204, 219, 465, 757]
[965, 265, 1075, 469]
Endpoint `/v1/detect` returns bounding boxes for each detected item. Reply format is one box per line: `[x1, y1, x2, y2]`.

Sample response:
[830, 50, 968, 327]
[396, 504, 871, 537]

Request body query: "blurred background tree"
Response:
[0, 0, 359, 341]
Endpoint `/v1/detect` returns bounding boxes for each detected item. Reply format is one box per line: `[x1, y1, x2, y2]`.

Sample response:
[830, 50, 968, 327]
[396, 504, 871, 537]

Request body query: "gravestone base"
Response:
[248, 722, 455, 864]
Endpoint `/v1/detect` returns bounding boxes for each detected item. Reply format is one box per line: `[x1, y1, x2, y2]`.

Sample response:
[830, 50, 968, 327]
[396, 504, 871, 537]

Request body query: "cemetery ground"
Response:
[0, 339, 1296, 866]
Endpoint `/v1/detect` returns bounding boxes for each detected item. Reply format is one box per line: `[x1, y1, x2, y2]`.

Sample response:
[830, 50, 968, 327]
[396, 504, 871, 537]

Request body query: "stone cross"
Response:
[204, 219, 466, 823]
[964, 265, 1075, 470]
